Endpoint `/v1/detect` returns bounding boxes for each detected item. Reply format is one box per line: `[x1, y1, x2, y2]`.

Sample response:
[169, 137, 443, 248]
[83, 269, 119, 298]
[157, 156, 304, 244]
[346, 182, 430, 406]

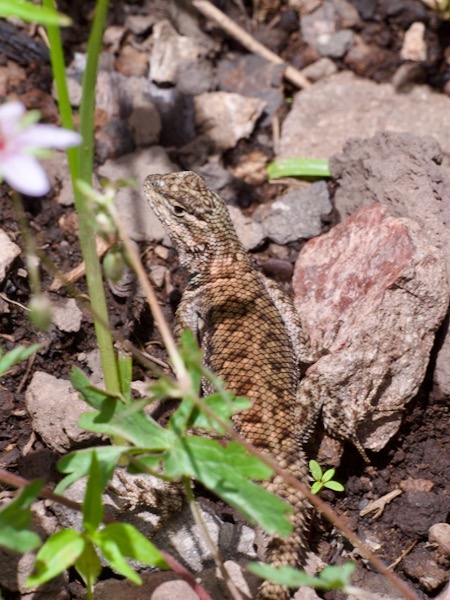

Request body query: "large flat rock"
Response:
[278, 71, 450, 173]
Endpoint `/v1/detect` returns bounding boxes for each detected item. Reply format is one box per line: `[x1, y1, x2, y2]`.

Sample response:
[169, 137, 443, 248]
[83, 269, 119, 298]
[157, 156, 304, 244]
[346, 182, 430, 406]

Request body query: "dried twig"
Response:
[192, 0, 312, 89]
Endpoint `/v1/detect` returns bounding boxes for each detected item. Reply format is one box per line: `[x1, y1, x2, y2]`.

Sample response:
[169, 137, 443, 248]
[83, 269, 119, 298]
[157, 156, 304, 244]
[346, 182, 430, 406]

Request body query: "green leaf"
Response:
[248, 563, 323, 588]
[310, 481, 323, 495]
[248, 562, 355, 591]
[0, 344, 41, 377]
[56, 446, 127, 494]
[322, 468, 335, 483]
[267, 158, 330, 180]
[118, 354, 132, 400]
[164, 437, 291, 536]
[179, 329, 203, 372]
[0, 0, 71, 26]
[324, 480, 345, 492]
[318, 563, 355, 587]
[75, 540, 101, 588]
[187, 393, 251, 433]
[309, 460, 323, 482]
[82, 452, 104, 533]
[0, 480, 42, 552]
[0, 526, 41, 553]
[71, 368, 171, 449]
[94, 523, 167, 582]
[27, 529, 85, 586]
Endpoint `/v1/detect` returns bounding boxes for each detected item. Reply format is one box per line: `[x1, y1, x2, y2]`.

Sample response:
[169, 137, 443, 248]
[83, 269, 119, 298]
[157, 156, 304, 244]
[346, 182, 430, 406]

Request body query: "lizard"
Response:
[144, 170, 314, 600]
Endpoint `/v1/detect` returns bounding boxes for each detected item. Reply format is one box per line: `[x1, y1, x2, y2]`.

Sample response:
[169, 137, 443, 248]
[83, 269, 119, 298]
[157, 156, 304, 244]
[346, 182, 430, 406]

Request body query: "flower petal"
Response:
[0, 101, 25, 122]
[17, 125, 82, 150]
[1, 153, 50, 196]
[0, 101, 25, 138]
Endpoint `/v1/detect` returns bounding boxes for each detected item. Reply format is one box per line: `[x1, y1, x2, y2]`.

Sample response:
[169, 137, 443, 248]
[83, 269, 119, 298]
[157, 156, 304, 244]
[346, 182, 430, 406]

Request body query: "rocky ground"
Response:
[0, 0, 450, 598]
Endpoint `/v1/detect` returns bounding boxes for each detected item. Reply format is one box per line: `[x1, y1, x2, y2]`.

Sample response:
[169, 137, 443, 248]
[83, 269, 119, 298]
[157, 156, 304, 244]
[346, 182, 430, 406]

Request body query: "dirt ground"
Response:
[0, 0, 449, 598]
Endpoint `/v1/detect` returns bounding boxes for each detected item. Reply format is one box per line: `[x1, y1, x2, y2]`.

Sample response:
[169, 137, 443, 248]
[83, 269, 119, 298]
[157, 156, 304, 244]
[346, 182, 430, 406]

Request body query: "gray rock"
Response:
[277, 71, 450, 177]
[403, 548, 449, 593]
[51, 297, 82, 333]
[301, 0, 358, 56]
[330, 131, 450, 396]
[194, 92, 266, 151]
[256, 181, 332, 244]
[124, 76, 162, 147]
[25, 372, 99, 453]
[400, 22, 427, 62]
[347, 564, 404, 600]
[94, 573, 180, 600]
[97, 147, 176, 243]
[317, 29, 355, 58]
[294, 204, 449, 452]
[152, 503, 256, 573]
[151, 580, 201, 600]
[149, 19, 214, 95]
[217, 54, 284, 123]
[301, 57, 337, 82]
[228, 205, 265, 250]
[0, 229, 20, 283]
[429, 523, 450, 555]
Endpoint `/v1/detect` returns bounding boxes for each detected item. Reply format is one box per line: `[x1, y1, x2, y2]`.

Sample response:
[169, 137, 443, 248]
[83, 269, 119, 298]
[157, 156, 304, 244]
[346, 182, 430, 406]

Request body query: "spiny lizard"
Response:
[144, 171, 313, 600]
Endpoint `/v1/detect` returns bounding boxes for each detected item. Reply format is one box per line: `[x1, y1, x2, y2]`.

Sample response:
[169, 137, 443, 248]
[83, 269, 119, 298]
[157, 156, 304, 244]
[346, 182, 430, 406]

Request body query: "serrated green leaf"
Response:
[324, 480, 345, 492]
[82, 452, 104, 532]
[0, 343, 41, 377]
[75, 540, 101, 588]
[56, 446, 128, 494]
[27, 529, 84, 586]
[310, 481, 323, 495]
[309, 460, 323, 482]
[164, 437, 291, 536]
[267, 158, 330, 180]
[0, 0, 71, 26]
[94, 523, 166, 582]
[322, 468, 335, 483]
[0, 480, 42, 552]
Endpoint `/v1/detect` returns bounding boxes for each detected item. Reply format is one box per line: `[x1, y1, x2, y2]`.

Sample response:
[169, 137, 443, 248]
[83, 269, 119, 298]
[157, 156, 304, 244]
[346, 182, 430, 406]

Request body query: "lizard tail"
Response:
[256, 450, 311, 600]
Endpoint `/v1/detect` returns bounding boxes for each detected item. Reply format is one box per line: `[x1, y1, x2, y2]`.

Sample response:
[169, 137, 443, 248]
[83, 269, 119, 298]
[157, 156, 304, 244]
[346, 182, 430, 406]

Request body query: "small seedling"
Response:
[309, 460, 345, 495]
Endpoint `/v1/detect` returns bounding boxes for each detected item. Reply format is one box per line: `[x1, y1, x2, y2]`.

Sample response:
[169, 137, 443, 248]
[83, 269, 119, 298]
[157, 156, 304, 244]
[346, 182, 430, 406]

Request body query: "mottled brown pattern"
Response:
[144, 171, 310, 600]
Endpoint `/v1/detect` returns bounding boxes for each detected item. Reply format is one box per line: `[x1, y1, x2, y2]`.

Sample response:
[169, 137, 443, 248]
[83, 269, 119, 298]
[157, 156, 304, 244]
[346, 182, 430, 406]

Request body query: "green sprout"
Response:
[309, 460, 345, 495]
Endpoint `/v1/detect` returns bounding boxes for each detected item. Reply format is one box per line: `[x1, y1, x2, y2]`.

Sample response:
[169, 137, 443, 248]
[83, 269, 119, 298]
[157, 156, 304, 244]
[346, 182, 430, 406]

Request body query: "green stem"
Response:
[42, 0, 78, 186]
[76, 0, 120, 395]
[46, 0, 119, 395]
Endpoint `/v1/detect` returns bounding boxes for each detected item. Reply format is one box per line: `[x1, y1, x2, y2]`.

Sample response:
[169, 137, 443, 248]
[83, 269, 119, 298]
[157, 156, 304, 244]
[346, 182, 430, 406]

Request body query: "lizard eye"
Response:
[172, 204, 185, 216]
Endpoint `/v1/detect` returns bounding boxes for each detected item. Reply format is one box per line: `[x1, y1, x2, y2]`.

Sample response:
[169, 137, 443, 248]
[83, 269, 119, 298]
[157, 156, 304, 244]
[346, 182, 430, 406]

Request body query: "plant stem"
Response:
[48, 0, 120, 395]
[42, 0, 78, 187]
[182, 477, 244, 600]
[75, 0, 120, 395]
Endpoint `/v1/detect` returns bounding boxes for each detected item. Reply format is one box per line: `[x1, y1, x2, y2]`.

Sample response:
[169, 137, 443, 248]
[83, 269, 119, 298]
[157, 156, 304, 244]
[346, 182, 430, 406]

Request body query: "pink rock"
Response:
[293, 204, 449, 452]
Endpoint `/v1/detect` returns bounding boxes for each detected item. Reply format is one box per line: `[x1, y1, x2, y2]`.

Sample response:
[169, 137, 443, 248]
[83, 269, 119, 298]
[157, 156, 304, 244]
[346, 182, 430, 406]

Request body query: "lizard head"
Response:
[144, 171, 246, 273]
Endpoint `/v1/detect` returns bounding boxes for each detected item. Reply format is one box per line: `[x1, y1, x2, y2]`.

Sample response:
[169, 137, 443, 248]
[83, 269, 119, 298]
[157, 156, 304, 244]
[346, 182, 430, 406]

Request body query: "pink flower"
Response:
[0, 101, 82, 196]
